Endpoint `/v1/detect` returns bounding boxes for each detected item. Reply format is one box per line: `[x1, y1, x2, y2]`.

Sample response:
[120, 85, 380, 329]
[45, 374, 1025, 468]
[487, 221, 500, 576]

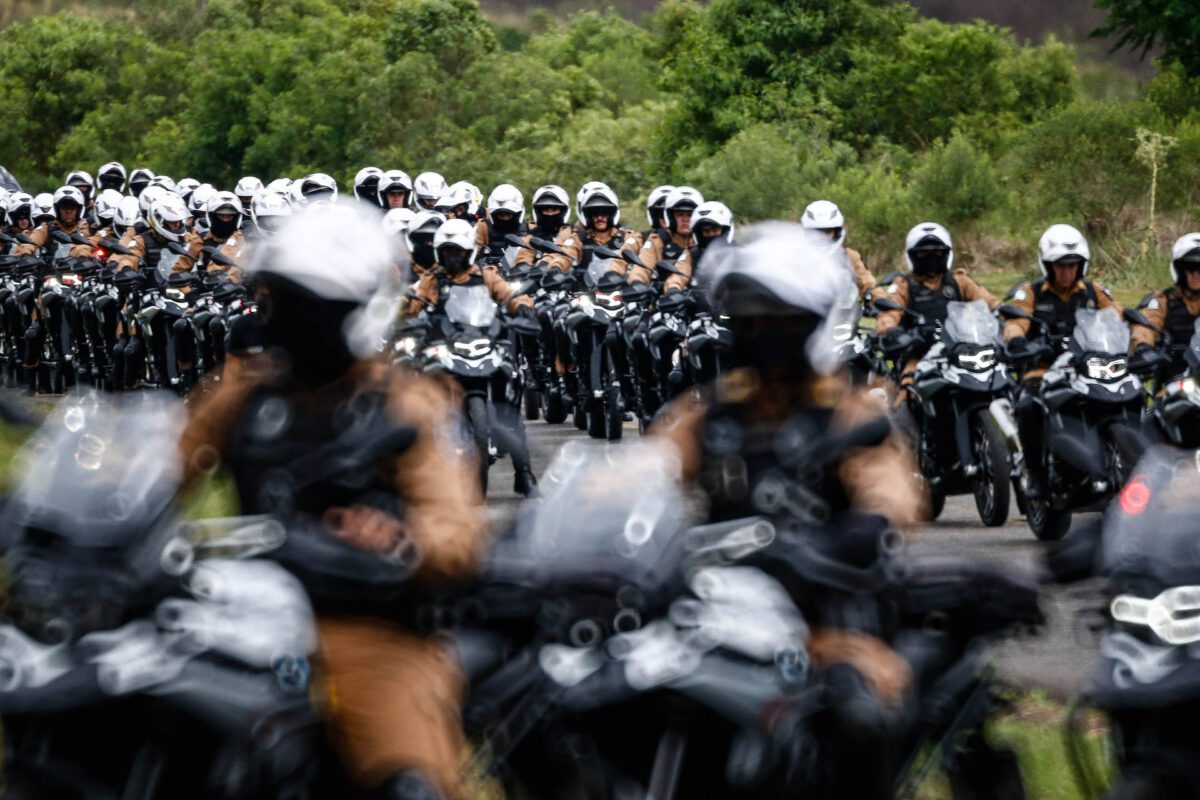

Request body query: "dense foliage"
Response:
[1, 0, 1199, 279]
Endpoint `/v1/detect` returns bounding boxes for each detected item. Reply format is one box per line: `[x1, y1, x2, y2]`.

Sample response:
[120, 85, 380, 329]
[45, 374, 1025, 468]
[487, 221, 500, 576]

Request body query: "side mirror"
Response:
[872, 296, 903, 313]
[998, 303, 1032, 322]
[1123, 307, 1163, 335]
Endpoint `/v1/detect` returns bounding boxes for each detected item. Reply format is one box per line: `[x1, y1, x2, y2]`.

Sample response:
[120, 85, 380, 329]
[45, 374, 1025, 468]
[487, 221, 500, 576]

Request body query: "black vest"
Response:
[656, 227, 685, 262]
[1031, 278, 1098, 340]
[698, 401, 846, 524]
[904, 272, 960, 329]
[228, 382, 402, 520]
[1161, 288, 1199, 373]
[482, 220, 527, 258]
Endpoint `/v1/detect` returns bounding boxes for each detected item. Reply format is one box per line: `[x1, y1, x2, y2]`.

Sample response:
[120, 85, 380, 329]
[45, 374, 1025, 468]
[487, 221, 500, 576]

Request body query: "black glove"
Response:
[882, 327, 904, 344]
[1128, 344, 1161, 374]
[666, 286, 682, 294]
[516, 304, 535, 319]
[1006, 336, 1028, 355]
[535, 260, 549, 271]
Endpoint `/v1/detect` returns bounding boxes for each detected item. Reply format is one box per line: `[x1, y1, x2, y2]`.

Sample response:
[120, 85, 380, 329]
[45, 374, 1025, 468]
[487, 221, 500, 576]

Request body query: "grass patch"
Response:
[912, 690, 1112, 800]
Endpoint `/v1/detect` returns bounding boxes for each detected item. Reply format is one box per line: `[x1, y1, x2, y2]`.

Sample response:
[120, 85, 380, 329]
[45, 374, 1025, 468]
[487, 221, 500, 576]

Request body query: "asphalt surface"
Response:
[486, 418, 1103, 700]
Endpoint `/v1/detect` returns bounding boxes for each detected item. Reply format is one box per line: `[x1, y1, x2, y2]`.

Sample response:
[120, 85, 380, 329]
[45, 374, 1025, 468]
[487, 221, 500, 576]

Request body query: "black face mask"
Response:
[438, 247, 471, 275]
[130, 181, 150, 198]
[910, 249, 950, 276]
[728, 315, 820, 375]
[533, 207, 565, 236]
[210, 216, 239, 240]
[410, 234, 435, 267]
[259, 275, 358, 386]
[99, 175, 124, 192]
[491, 214, 520, 238]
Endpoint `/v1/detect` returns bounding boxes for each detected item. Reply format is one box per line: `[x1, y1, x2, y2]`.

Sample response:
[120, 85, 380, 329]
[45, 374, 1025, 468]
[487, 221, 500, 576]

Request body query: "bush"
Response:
[909, 132, 1006, 226]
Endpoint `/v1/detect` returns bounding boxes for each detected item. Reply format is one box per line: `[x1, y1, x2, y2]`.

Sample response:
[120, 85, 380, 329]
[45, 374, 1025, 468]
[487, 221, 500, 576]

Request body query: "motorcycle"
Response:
[1047, 447, 1200, 799]
[1124, 308, 1200, 448]
[563, 255, 634, 441]
[1002, 305, 1151, 541]
[413, 282, 539, 494]
[876, 298, 1021, 526]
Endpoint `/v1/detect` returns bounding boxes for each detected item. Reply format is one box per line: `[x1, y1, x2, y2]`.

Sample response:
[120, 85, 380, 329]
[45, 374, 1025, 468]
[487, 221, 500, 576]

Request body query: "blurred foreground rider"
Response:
[650, 223, 926, 798]
[179, 202, 485, 799]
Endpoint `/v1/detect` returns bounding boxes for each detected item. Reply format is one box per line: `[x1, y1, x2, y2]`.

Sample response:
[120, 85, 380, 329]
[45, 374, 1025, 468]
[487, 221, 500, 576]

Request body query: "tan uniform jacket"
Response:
[875, 270, 999, 336]
[511, 224, 579, 272]
[846, 247, 876, 296]
[194, 230, 248, 283]
[406, 263, 533, 317]
[110, 228, 204, 274]
[179, 359, 485, 794]
[1002, 279, 1120, 340]
[1130, 287, 1200, 351]
[576, 224, 643, 277]
[630, 229, 693, 292]
[13, 220, 95, 259]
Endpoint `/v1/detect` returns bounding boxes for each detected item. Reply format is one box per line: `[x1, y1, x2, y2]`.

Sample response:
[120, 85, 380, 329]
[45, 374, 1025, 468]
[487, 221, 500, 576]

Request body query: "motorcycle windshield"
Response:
[1074, 307, 1130, 355]
[943, 300, 1000, 345]
[502, 439, 685, 584]
[1102, 447, 1200, 591]
[443, 284, 497, 328]
[587, 257, 616, 287]
[1, 391, 184, 549]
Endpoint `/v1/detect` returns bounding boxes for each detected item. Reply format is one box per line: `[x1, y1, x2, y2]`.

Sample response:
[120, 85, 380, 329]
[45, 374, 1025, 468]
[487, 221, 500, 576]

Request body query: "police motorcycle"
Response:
[1001, 305, 1150, 541]
[562, 251, 639, 441]
[1123, 308, 1200, 448]
[630, 259, 703, 424]
[129, 241, 206, 393]
[875, 297, 1021, 526]
[461, 424, 1042, 799]
[1045, 448, 1200, 799]
[0, 251, 44, 389]
[407, 282, 539, 493]
[498, 232, 577, 425]
[0, 393, 404, 799]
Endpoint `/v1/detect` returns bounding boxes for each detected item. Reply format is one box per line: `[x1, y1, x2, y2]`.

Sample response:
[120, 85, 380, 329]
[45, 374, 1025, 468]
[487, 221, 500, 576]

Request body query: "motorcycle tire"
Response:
[587, 403, 606, 439]
[523, 387, 540, 421]
[929, 486, 946, 521]
[972, 413, 1011, 527]
[1026, 495, 1071, 541]
[466, 395, 491, 496]
[543, 386, 567, 425]
[605, 383, 623, 442]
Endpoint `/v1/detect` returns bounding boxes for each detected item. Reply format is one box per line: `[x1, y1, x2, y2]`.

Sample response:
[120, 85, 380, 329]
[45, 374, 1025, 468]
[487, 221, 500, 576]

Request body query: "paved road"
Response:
[486, 418, 1102, 699]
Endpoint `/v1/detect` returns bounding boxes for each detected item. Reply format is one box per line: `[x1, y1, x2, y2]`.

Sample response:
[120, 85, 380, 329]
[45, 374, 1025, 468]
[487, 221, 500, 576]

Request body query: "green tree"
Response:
[1095, 0, 1200, 77]
[386, 0, 497, 76]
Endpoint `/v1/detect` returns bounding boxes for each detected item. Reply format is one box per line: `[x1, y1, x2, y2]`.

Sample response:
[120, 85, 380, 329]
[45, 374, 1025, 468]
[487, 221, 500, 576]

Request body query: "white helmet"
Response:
[434, 181, 477, 219]
[382, 207, 416, 237]
[97, 161, 127, 192]
[94, 188, 124, 226]
[114, 196, 141, 231]
[65, 170, 95, 203]
[691, 201, 734, 244]
[904, 222, 954, 274]
[8, 192, 34, 221]
[249, 200, 393, 305]
[412, 171, 447, 210]
[250, 191, 293, 237]
[486, 183, 525, 223]
[128, 167, 156, 197]
[138, 184, 169, 217]
[578, 183, 621, 228]
[52, 185, 86, 212]
[32, 193, 55, 224]
[189, 183, 217, 217]
[1037, 224, 1090, 278]
[663, 186, 704, 233]
[354, 167, 384, 204]
[575, 181, 609, 220]
[377, 169, 414, 208]
[175, 177, 201, 200]
[801, 200, 846, 250]
[264, 177, 292, 196]
[235, 176, 264, 208]
[1170, 233, 1200, 286]
[646, 185, 675, 228]
[149, 175, 177, 195]
[149, 193, 190, 244]
[298, 172, 338, 201]
[433, 218, 478, 266]
[206, 191, 244, 230]
[531, 184, 571, 227]
[0, 189, 8, 222]
[405, 209, 446, 254]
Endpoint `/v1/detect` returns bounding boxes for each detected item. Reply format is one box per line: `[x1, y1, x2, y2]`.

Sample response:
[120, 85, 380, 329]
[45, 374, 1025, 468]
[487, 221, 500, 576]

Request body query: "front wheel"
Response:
[972, 412, 1011, 527]
[1026, 493, 1071, 541]
[466, 395, 491, 495]
[523, 386, 540, 421]
[543, 384, 567, 425]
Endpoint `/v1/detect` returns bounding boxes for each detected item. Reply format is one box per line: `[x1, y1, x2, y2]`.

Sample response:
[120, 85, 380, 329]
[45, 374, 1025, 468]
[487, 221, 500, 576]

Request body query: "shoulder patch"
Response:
[1100, 286, 1113, 299]
[564, 238, 575, 247]
[1012, 289, 1027, 301]
[1145, 298, 1160, 311]
[887, 283, 900, 294]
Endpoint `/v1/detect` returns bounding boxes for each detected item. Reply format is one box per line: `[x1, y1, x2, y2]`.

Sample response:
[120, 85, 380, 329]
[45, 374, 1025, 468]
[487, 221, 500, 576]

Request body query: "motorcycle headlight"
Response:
[453, 338, 493, 358]
[594, 290, 623, 309]
[953, 346, 997, 372]
[1085, 356, 1127, 381]
[832, 322, 854, 343]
